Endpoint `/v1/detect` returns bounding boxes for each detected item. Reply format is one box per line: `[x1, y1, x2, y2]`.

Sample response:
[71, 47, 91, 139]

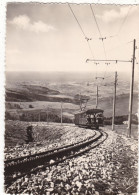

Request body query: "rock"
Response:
[50, 159, 55, 164]
[105, 188, 113, 194]
[50, 182, 54, 188]
[65, 184, 71, 191]
[76, 181, 82, 189]
[73, 176, 80, 181]
[46, 188, 54, 192]
[95, 191, 99, 195]
[46, 192, 50, 195]
[69, 161, 72, 166]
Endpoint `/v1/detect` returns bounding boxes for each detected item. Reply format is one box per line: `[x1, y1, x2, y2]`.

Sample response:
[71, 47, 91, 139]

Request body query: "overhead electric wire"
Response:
[102, 41, 107, 60]
[103, 63, 109, 78]
[87, 41, 95, 59]
[68, 3, 86, 37]
[68, 3, 95, 59]
[99, 62, 109, 86]
[86, 59, 132, 63]
[107, 35, 117, 39]
[99, 40, 134, 56]
[87, 35, 117, 40]
[94, 62, 99, 86]
[90, 4, 107, 60]
[117, 6, 132, 36]
[90, 4, 108, 87]
[90, 5, 102, 37]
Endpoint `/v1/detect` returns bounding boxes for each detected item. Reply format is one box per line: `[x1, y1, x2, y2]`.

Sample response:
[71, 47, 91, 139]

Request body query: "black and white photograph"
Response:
[3, 2, 139, 194]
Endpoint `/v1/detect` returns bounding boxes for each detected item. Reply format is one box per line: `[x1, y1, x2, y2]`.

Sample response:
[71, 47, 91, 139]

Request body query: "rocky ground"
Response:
[5, 126, 138, 195]
[5, 121, 95, 159]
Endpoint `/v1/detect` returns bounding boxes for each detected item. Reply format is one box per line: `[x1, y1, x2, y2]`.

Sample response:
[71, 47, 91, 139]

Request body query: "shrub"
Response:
[29, 104, 34, 108]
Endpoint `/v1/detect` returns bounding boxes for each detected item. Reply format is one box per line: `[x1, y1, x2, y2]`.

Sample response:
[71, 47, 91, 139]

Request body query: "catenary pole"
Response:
[112, 71, 118, 130]
[128, 39, 136, 137]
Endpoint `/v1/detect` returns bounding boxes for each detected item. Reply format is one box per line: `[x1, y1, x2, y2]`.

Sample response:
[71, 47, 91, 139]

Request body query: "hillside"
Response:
[5, 72, 138, 119]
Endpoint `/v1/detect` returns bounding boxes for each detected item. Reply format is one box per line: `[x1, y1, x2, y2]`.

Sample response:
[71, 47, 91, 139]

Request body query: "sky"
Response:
[6, 3, 139, 73]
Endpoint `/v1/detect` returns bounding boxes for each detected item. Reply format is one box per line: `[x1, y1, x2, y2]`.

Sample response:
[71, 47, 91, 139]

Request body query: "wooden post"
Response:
[128, 39, 136, 137]
[96, 85, 98, 108]
[112, 71, 117, 130]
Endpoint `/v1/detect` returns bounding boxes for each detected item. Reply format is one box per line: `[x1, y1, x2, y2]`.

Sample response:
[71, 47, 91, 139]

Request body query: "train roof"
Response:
[75, 108, 104, 115]
[86, 109, 104, 114]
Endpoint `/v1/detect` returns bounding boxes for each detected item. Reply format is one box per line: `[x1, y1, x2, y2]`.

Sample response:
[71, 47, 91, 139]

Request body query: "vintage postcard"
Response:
[1, 1, 139, 194]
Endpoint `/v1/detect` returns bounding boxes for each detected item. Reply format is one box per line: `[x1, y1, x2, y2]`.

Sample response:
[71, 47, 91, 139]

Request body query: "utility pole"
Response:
[87, 46, 135, 132]
[128, 39, 136, 137]
[61, 102, 63, 125]
[96, 85, 98, 108]
[112, 71, 118, 130]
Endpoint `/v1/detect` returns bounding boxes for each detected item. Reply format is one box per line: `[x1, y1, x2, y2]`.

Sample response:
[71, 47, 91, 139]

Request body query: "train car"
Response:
[74, 108, 104, 130]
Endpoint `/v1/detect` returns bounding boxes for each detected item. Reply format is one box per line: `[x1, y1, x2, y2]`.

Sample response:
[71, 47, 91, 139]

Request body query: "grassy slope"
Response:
[83, 93, 138, 117]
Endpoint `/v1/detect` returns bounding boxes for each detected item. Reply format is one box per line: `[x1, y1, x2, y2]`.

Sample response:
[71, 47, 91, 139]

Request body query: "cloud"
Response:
[8, 15, 56, 33]
[97, 6, 138, 23]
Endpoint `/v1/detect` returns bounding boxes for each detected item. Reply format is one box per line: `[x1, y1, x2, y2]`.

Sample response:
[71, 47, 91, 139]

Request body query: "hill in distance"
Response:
[5, 71, 138, 118]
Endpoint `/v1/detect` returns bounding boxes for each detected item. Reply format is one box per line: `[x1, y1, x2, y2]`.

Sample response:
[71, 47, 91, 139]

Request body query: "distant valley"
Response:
[5, 71, 138, 120]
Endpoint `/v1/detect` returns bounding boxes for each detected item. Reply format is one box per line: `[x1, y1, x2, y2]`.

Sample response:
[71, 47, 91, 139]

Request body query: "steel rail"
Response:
[5, 131, 96, 164]
[5, 130, 108, 188]
[5, 132, 99, 176]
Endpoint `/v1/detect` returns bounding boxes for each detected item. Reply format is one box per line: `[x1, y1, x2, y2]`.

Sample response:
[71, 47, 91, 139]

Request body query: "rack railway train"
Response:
[74, 108, 104, 130]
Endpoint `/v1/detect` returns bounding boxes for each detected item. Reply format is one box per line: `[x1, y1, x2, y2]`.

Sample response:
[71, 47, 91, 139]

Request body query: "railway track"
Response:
[5, 129, 108, 187]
